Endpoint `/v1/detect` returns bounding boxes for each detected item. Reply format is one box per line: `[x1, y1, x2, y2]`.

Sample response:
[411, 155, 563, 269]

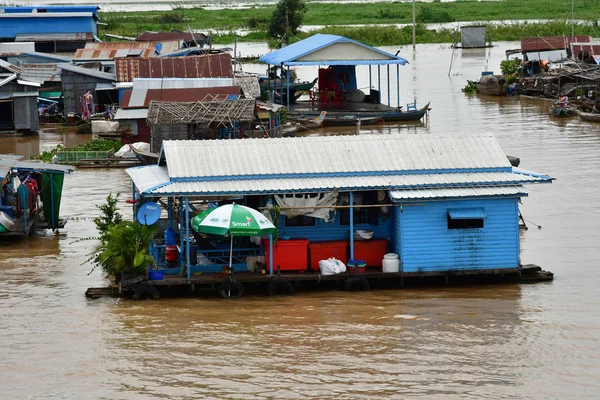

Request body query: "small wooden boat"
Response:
[294, 111, 327, 132]
[323, 116, 379, 127]
[129, 144, 159, 165]
[578, 110, 600, 122]
[476, 75, 508, 96]
[549, 97, 574, 118]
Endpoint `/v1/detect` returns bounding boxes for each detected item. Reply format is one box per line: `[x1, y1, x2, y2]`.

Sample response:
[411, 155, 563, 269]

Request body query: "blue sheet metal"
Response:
[259, 34, 407, 66]
[447, 208, 487, 219]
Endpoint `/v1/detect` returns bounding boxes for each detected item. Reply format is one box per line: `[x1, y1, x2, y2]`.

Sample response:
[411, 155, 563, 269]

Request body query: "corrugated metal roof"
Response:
[123, 86, 241, 108]
[259, 34, 407, 66]
[0, 59, 22, 74]
[571, 43, 600, 59]
[23, 52, 73, 62]
[114, 54, 233, 82]
[0, 74, 18, 89]
[389, 185, 529, 201]
[131, 77, 233, 89]
[85, 41, 180, 51]
[136, 31, 208, 43]
[74, 48, 156, 61]
[161, 133, 512, 180]
[140, 172, 547, 196]
[126, 165, 170, 193]
[57, 63, 115, 81]
[14, 160, 74, 173]
[1, 6, 99, 16]
[12, 92, 38, 97]
[0, 42, 35, 54]
[20, 64, 61, 83]
[114, 108, 148, 120]
[520, 36, 590, 52]
[0, 12, 95, 18]
[16, 79, 40, 87]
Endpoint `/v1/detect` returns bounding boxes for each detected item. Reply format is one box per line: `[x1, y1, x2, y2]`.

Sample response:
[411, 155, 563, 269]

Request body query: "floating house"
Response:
[0, 6, 99, 52]
[452, 26, 492, 49]
[0, 59, 41, 133]
[135, 31, 210, 48]
[115, 77, 240, 145]
[57, 63, 116, 117]
[0, 154, 74, 236]
[125, 132, 553, 287]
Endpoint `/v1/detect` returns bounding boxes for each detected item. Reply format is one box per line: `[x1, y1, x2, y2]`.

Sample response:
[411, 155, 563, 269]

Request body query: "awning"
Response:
[447, 208, 487, 219]
[95, 82, 115, 91]
[39, 91, 62, 99]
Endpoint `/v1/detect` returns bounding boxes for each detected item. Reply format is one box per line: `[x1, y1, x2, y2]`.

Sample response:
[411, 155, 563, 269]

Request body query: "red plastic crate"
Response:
[263, 239, 309, 272]
[309, 240, 348, 271]
[353, 239, 388, 267]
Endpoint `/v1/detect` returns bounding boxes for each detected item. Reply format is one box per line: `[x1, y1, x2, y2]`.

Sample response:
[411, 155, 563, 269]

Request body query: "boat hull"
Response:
[579, 111, 600, 122]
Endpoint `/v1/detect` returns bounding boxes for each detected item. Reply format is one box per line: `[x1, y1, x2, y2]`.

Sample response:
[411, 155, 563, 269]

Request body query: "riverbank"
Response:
[100, 0, 600, 45]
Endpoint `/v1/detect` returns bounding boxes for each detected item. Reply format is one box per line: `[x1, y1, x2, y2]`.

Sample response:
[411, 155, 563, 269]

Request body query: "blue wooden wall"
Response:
[396, 198, 520, 272]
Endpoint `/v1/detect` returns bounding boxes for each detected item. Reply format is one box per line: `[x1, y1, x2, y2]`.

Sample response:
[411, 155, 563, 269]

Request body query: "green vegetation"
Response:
[88, 193, 156, 277]
[268, 0, 307, 39]
[462, 80, 478, 94]
[99, 0, 600, 45]
[500, 58, 522, 75]
[31, 140, 122, 162]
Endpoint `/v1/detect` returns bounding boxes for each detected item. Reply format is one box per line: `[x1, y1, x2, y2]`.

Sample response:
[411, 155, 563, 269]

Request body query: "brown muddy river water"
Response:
[1, 42, 599, 399]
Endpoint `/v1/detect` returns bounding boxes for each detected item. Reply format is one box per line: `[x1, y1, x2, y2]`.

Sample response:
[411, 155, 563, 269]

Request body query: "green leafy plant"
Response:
[462, 80, 478, 94]
[93, 192, 123, 241]
[95, 221, 157, 277]
[500, 58, 521, 76]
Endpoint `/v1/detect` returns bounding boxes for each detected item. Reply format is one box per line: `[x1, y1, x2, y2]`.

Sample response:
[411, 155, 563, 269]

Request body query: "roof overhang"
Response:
[259, 33, 407, 67]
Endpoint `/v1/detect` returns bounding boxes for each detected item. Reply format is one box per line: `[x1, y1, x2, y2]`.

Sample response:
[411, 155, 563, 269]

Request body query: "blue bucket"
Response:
[149, 270, 164, 281]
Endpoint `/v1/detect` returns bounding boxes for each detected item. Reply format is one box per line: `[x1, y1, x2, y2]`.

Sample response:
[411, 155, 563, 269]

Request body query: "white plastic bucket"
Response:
[382, 253, 400, 273]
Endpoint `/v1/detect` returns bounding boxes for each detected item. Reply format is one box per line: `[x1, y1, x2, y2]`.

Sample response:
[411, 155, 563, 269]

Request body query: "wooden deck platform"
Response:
[86, 264, 553, 300]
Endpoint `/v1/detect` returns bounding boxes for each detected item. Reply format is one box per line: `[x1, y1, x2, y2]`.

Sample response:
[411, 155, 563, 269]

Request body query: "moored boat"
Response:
[129, 144, 159, 165]
[578, 110, 600, 123]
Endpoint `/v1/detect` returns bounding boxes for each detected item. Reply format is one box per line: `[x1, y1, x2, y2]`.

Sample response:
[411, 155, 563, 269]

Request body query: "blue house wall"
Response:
[397, 197, 520, 272]
[0, 16, 97, 39]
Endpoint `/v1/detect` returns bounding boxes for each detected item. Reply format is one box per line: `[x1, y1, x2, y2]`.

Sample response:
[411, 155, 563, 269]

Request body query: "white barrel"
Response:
[382, 253, 400, 273]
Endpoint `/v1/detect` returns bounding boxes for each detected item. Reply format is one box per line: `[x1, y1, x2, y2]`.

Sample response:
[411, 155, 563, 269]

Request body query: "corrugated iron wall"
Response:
[115, 54, 232, 82]
[398, 197, 520, 272]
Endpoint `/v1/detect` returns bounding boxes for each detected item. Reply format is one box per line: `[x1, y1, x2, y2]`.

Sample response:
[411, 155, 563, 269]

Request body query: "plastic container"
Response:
[309, 240, 348, 271]
[347, 259, 366, 274]
[149, 270, 164, 280]
[263, 239, 309, 272]
[164, 227, 176, 246]
[382, 253, 400, 273]
[165, 245, 179, 262]
[354, 239, 388, 267]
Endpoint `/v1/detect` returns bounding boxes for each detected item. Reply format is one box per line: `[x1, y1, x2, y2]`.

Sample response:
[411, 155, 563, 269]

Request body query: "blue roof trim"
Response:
[447, 208, 487, 219]
[146, 183, 533, 197]
[259, 33, 407, 66]
[512, 167, 553, 182]
[169, 167, 514, 182]
[285, 60, 407, 66]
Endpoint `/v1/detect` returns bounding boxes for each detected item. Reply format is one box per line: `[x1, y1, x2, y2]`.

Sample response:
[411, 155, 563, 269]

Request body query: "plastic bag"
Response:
[319, 257, 347, 276]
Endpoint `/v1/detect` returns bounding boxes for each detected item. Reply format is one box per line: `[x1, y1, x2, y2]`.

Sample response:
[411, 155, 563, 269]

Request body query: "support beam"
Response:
[186, 197, 191, 281]
[349, 191, 354, 260]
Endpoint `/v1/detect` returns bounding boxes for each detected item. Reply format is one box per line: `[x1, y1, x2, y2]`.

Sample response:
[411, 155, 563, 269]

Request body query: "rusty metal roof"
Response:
[571, 43, 600, 59]
[121, 86, 241, 108]
[115, 53, 232, 82]
[520, 36, 590, 52]
[74, 48, 156, 60]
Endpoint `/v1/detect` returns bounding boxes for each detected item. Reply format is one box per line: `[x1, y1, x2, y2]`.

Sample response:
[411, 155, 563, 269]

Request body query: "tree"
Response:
[268, 0, 307, 40]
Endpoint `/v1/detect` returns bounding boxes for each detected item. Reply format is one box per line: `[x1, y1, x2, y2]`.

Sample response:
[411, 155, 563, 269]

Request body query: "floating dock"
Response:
[85, 264, 553, 300]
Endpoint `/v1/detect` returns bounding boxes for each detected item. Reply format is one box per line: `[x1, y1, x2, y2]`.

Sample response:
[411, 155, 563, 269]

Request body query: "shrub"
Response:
[501, 58, 521, 75]
[417, 5, 454, 23]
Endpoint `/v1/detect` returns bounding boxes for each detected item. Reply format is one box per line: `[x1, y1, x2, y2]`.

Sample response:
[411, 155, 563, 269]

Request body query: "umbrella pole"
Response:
[229, 235, 233, 270]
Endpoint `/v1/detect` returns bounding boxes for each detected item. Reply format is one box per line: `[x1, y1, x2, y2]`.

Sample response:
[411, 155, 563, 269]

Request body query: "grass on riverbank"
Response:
[99, 0, 600, 46]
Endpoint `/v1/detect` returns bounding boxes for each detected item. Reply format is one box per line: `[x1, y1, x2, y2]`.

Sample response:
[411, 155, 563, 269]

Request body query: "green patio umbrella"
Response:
[191, 203, 276, 269]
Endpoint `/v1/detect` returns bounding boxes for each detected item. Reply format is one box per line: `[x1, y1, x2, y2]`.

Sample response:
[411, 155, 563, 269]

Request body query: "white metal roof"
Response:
[127, 77, 234, 107]
[19, 64, 61, 83]
[114, 108, 148, 120]
[389, 185, 529, 201]
[57, 63, 115, 81]
[126, 165, 169, 193]
[161, 133, 512, 180]
[128, 171, 546, 196]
